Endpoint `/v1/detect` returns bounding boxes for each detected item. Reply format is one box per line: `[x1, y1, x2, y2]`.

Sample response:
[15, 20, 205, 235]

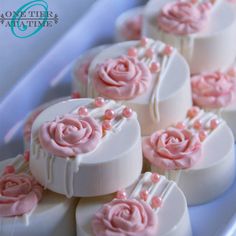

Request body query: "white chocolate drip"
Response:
[129, 172, 175, 213]
[32, 99, 132, 197]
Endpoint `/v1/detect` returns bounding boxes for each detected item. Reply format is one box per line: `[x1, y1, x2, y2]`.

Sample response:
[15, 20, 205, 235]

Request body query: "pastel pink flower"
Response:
[39, 114, 102, 158]
[0, 173, 43, 217]
[92, 199, 158, 236]
[121, 14, 143, 40]
[157, 1, 210, 35]
[142, 127, 202, 170]
[191, 71, 236, 109]
[93, 56, 152, 100]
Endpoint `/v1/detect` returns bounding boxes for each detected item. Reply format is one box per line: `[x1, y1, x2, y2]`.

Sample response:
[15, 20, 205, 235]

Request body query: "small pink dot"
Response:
[94, 97, 105, 107]
[210, 119, 219, 130]
[102, 120, 112, 130]
[116, 190, 127, 200]
[162, 45, 173, 56]
[145, 48, 154, 58]
[127, 47, 137, 57]
[227, 67, 236, 77]
[151, 173, 160, 183]
[187, 106, 200, 118]
[140, 37, 148, 47]
[24, 150, 30, 162]
[71, 92, 81, 99]
[190, 0, 198, 3]
[78, 106, 89, 116]
[104, 109, 115, 120]
[140, 190, 149, 201]
[150, 62, 160, 73]
[4, 165, 15, 174]
[122, 107, 133, 118]
[175, 122, 186, 129]
[193, 120, 202, 130]
[199, 130, 207, 142]
[151, 196, 162, 208]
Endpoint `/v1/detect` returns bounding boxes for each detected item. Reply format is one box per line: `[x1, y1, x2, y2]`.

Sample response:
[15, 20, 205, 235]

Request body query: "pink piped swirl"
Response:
[93, 56, 152, 100]
[191, 71, 236, 109]
[121, 14, 143, 40]
[0, 173, 43, 217]
[92, 199, 157, 236]
[142, 127, 202, 170]
[157, 1, 210, 35]
[39, 114, 102, 158]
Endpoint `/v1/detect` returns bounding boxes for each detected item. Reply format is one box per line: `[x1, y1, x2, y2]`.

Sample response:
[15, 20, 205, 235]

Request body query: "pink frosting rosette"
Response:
[92, 199, 158, 236]
[157, 1, 210, 35]
[121, 14, 143, 40]
[0, 173, 43, 217]
[191, 71, 236, 109]
[142, 127, 202, 170]
[39, 114, 102, 158]
[93, 56, 152, 100]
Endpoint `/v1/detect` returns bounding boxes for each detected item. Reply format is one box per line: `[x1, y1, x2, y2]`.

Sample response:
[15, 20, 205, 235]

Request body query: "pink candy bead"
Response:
[78, 106, 89, 116]
[104, 109, 115, 120]
[24, 151, 30, 162]
[140, 37, 148, 47]
[128, 47, 137, 57]
[140, 190, 149, 201]
[199, 130, 207, 142]
[4, 165, 15, 174]
[150, 62, 160, 73]
[94, 97, 105, 107]
[122, 107, 133, 118]
[151, 173, 160, 183]
[175, 122, 186, 129]
[151, 196, 162, 208]
[145, 48, 154, 58]
[71, 92, 81, 99]
[210, 119, 219, 130]
[187, 106, 200, 118]
[102, 120, 112, 130]
[162, 45, 173, 56]
[193, 120, 202, 130]
[116, 190, 127, 200]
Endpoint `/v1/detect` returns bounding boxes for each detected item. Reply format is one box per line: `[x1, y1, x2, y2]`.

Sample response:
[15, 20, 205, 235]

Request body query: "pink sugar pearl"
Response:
[163, 45, 173, 56]
[104, 109, 115, 120]
[4, 165, 15, 174]
[94, 97, 105, 107]
[151, 173, 160, 183]
[116, 190, 127, 200]
[151, 196, 162, 208]
[150, 62, 160, 73]
[78, 106, 89, 116]
[140, 190, 149, 201]
[175, 122, 186, 129]
[127, 47, 137, 57]
[187, 106, 200, 118]
[102, 120, 112, 130]
[199, 130, 207, 142]
[145, 48, 154, 58]
[193, 120, 202, 130]
[122, 107, 133, 118]
[210, 119, 219, 130]
[140, 37, 148, 47]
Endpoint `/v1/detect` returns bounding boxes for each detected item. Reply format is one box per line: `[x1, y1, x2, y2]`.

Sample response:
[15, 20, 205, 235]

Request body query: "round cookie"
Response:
[76, 172, 192, 236]
[30, 98, 142, 197]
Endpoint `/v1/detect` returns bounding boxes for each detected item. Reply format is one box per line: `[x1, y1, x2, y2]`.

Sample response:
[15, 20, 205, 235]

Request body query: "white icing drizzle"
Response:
[129, 172, 175, 214]
[32, 99, 132, 197]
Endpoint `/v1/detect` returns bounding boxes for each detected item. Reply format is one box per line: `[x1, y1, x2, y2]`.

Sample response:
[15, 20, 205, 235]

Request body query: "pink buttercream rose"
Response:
[191, 71, 236, 109]
[157, 1, 210, 35]
[142, 127, 202, 170]
[92, 199, 157, 236]
[93, 56, 152, 100]
[39, 114, 102, 158]
[121, 14, 143, 40]
[0, 173, 43, 217]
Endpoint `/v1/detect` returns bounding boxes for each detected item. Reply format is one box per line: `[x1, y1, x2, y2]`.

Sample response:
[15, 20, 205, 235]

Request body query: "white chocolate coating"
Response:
[0, 157, 77, 236]
[88, 39, 192, 135]
[143, 0, 236, 74]
[151, 111, 235, 205]
[76, 172, 192, 236]
[30, 98, 142, 197]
